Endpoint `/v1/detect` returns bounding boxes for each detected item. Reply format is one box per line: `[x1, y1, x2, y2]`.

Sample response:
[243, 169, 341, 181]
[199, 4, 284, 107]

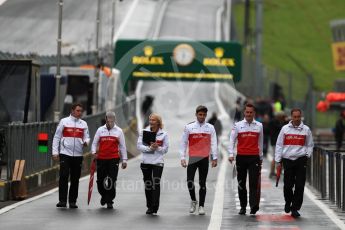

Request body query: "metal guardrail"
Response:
[0, 43, 116, 74]
[308, 145, 345, 211]
[1, 96, 137, 181]
[5, 122, 57, 180]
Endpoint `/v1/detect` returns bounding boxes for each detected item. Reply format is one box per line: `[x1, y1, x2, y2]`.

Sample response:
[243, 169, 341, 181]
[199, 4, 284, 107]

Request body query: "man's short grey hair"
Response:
[105, 111, 116, 120]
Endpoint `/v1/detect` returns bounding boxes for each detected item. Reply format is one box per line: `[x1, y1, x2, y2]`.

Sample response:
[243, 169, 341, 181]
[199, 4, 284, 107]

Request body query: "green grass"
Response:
[234, 0, 345, 91]
[233, 0, 345, 128]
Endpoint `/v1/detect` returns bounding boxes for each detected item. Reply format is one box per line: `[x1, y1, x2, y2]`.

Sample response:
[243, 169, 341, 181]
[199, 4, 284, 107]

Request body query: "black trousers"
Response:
[282, 156, 308, 211]
[140, 163, 163, 212]
[96, 158, 120, 204]
[187, 157, 209, 207]
[59, 154, 83, 203]
[236, 155, 261, 209]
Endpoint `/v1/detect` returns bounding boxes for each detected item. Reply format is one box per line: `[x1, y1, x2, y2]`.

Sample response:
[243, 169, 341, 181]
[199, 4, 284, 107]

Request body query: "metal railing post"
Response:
[336, 152, 341, 209]
[342, 154, 345, 211]
[329, 151, 335, 203]
[321, 149, 326, 199]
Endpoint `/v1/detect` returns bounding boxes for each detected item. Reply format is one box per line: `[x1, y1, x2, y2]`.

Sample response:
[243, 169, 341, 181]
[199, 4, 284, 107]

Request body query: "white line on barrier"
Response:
[151, 0, 169, 39]
[135, 80, 144, 131]
[113, 0, 139, 42]
[0, 0, 7, 6]
[215, 5, 223, 42]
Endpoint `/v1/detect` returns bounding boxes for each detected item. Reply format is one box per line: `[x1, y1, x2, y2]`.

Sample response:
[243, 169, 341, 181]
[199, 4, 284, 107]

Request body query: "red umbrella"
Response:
[275, 163, 282, 187]
[87, 159, 97, 205]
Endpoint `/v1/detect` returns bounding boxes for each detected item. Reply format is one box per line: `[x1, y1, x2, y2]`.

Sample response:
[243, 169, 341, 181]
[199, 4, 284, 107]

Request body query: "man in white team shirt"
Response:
[91, 111, 128, 209]
[228, 103, 263, 215]
[180, 105, 218, 215]
[275, 108, 314, 218]
[52, 103, 90, 209]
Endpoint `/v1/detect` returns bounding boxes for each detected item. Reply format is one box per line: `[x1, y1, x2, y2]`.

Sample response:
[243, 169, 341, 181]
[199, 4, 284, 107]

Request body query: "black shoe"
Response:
[56, 201, 67, 208]
[100, 198, 106, 206]
[69, 203, 78, 209]
[238, 208, 246, 215]
[106, 203, 113, 209]
[146, 208, 154, 215]
[250, 206, 259, 215]
[284, 204, 291, 213]
[291, 210, 300, 218]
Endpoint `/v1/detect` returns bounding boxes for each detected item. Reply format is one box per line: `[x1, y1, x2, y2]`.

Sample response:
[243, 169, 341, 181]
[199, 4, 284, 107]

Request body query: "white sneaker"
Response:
[198, 206, 205, 215]
[189, 200, 198, 213]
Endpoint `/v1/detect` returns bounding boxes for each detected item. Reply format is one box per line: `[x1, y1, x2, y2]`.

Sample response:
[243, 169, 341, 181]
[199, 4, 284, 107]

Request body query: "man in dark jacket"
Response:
[269, 112, 286, 177]
[208, 112, 223, 141]
[335, 111, 345, 151]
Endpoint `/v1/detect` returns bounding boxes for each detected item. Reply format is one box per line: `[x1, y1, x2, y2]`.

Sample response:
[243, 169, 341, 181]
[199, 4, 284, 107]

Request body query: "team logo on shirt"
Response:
[284, 134, 306, 146]
[285, 135, 304, 140]
[100, 137, 117, 142]
[63, 127, 84, 138]
[239, 133, 258, 138]
[191, 134, 208, 139]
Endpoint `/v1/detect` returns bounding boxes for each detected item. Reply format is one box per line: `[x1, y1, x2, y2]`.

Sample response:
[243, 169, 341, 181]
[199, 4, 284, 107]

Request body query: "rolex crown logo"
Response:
[214, 47, 224, 58]
[144, 46, 153, 57]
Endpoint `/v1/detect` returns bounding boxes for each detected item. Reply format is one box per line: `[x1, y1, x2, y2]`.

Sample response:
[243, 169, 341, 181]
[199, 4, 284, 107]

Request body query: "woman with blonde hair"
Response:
[137, 113, 169, 215]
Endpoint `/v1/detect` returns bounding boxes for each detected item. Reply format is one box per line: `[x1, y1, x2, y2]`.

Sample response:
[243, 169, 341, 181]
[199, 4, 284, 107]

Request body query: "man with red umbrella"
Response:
[275, 108, 314, 218]
[91, 111, 128, 209]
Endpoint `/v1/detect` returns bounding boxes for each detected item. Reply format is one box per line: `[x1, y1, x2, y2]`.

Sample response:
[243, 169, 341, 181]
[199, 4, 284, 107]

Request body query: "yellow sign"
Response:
[132, 46, 164, 65]
[203, 47, 235, 67]
[133, 71, 233, 80]
[332, 42, 345, 71]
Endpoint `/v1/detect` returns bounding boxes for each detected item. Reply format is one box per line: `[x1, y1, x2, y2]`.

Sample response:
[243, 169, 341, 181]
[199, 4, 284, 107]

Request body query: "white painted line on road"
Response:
[268, 150, 345, 228]
[0, 0, 7, 6]
[208, 149, 228, 230]
[305, 187, 345, 229]
[113, 0, 139, 42]
[0, 155, 142, 215]
[207, 6, 228, 230]
[0, 174, 90, 215]
[0, 187, 57, 215]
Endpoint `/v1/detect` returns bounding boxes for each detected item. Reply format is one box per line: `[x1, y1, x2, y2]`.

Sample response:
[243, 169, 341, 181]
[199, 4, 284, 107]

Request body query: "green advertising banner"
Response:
[114, 39, 242, 85]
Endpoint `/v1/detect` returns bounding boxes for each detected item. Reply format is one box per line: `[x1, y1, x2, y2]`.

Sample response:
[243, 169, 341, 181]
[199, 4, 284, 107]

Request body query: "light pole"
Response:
[244, 0, 250, 47]
[255, 0, 263, 97]
[92, 0, 102, 115]
[54, 0, 63, 122]
[110, 0, 117, 67]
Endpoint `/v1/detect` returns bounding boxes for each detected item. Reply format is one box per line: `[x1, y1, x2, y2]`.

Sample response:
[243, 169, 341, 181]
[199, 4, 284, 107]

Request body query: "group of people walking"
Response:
[52, 102, 314, 218]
